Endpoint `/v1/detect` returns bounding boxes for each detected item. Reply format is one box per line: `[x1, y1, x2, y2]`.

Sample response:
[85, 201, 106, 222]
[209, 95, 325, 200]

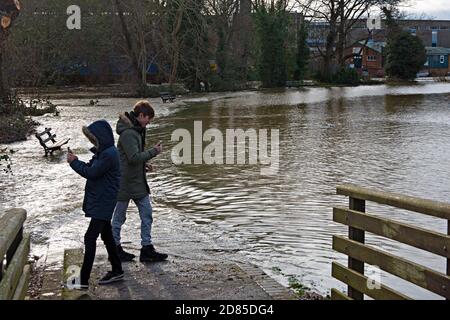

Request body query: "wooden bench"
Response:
[35, 128, 70, 157]
[160, 92, 176, 103]
[0, 208, 30, 300]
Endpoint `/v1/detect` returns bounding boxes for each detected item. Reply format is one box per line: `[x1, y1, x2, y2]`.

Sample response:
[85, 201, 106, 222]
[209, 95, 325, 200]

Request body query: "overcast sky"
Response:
[400, 0, 450, 20]
[291, 0, 449, 20]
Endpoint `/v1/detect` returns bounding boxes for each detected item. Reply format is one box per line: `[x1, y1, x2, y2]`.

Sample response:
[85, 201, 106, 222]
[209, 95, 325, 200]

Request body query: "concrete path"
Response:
[35, 207, 299, 300]
[39, 248, 296, 300]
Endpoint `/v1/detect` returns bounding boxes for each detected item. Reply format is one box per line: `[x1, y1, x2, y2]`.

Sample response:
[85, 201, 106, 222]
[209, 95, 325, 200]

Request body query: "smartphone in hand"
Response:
[154, 141, 163, 154]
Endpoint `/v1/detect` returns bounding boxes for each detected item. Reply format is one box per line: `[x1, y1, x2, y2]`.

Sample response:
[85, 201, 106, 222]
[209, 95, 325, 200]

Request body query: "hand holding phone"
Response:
[154, 141, 163, 154]
[67, 147, 77, 163]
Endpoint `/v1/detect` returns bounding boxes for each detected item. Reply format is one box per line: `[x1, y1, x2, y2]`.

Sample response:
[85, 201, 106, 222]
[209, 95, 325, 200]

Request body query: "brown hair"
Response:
[133, 100, 155, 118]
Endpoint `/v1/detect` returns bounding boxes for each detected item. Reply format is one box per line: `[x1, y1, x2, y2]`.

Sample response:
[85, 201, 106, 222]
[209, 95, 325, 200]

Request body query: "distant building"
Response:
[425, 47, 450, 76]
[347, 41, 386, 78]
[347, 19, 450, 48]
[307, 18, 450, 77]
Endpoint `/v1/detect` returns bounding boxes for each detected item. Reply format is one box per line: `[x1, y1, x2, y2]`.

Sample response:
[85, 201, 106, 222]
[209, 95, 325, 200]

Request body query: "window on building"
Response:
[431, 26, 440, 30]
[367, 55, 377, 62]
[432, 31, 438, 47]
[353, 47, 362, 55]
[440, 55, 445, 64]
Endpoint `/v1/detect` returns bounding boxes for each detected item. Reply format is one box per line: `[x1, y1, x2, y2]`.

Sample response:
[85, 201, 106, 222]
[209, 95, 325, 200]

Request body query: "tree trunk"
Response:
[113, 0, 144, 86]
[141, 58, 147, 86]
[231, 0, 251, 82]
[169, 7, 183, 86]
[0, 0, 21, 103]
[169, 42, 180, 87]
[0, 35, 10, 103]
[323, 18, 337, 81]
[336, 0, 346, 68]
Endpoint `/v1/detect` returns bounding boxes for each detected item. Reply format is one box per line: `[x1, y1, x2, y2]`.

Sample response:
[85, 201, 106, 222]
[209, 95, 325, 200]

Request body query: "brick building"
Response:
[308, 18, 450, 77]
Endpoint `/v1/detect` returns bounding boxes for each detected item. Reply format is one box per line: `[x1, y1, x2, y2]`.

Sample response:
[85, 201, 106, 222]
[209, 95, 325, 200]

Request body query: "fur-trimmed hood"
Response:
[116, 112, 144, 135]
[82, 120, 115, 154]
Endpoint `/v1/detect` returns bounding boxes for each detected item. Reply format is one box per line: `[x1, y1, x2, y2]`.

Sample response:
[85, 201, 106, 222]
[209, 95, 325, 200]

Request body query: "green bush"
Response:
[246, 67, 260, 82]
[254, 1, 290, 88]
[0, 94, 57, 144]
[137, 84, 161, 98]
[0, 112, 38, 144]
[331, 68, 360, 85]
[385, 31, 427, 80]
[207, 74, 246, 92]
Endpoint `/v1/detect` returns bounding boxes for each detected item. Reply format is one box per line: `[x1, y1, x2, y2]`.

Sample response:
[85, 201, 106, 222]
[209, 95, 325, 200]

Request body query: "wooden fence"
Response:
[0, 208, 30, 300]
[331, 184, 450, 300]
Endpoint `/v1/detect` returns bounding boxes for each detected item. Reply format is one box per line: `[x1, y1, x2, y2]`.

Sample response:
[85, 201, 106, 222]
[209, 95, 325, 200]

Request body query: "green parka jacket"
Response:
[116, 112, 158, 201]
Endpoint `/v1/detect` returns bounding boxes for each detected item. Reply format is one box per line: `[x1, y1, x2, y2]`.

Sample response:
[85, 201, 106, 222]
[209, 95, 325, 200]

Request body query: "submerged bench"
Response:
[160, 92, 176, 103]
[35, 128, 70, 157]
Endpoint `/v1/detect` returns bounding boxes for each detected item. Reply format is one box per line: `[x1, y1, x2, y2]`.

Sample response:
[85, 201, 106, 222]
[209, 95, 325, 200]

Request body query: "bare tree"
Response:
[113, 0, 167, 86]
[158, 0, 210, 89]
[0, 0, 20, 102]
[113, 0, 146, 86]
[205, 0, 241, 77]
[296, 0, 403, 80]
[111, 0, 209, 89]
[166, 1, 184, 86]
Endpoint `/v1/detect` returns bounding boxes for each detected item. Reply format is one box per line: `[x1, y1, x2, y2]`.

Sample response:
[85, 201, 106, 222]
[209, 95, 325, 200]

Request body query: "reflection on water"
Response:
[2, 83, 450, 299]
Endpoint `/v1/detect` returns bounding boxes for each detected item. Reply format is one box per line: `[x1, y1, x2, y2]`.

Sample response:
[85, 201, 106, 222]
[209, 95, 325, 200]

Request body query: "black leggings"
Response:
[80, 218, 123, 284]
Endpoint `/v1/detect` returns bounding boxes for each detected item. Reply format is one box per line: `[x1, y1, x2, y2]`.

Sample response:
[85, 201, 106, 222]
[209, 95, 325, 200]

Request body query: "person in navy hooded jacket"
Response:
[67, 120, 124, 288]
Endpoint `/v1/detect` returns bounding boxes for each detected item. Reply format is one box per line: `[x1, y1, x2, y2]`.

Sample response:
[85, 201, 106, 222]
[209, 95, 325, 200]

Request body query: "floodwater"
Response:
[1, 82, 450, 299]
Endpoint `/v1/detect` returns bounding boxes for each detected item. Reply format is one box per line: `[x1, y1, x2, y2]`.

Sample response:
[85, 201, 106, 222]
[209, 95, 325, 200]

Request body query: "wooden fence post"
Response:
[6, 227, 23, 263]
[0, 255, 3, 282]
[348, 197, 365, 300]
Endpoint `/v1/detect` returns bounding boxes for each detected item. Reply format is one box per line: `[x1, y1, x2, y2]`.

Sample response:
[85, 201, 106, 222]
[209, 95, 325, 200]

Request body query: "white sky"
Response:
[290, 0, 450, 20]
[400, 0, 450, 19]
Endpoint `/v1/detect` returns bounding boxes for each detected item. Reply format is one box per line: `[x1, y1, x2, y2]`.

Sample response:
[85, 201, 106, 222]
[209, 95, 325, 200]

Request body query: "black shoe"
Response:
[117, 245, 135, 262]
[98, 271, 124, 285]
[140, 245, 168, 262]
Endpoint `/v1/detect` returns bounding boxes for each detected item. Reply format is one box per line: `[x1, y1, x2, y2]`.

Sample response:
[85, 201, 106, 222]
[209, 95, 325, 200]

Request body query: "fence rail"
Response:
[0, 208, 30, 300]
[332, 184, 450, 300]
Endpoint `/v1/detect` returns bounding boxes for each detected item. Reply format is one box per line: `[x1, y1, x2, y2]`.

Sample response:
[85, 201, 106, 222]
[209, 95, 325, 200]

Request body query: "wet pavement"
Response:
[38, 248, 297, 300]
[35, 210, 298, 300]
[87, 255, 291, 300]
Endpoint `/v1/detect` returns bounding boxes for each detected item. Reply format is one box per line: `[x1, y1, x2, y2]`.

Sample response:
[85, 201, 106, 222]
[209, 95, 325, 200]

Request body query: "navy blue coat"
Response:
[70, 120, 121, 221]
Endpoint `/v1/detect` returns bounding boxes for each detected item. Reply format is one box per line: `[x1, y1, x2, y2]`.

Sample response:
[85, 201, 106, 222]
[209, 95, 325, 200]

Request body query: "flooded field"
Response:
[2, 82, 450, 299]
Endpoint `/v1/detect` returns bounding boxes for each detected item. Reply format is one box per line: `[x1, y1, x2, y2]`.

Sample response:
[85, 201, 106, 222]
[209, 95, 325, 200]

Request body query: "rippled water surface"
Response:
[2, 83, 450, 299]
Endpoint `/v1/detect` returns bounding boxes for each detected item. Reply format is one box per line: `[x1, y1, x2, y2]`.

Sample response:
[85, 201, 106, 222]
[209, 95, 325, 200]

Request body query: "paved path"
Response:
[36, 207, 298, 300]
[39, 248, 296, 300]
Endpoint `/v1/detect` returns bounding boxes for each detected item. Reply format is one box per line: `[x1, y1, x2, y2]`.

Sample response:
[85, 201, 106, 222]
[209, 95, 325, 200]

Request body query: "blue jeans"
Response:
[112, 196, 153, 247]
